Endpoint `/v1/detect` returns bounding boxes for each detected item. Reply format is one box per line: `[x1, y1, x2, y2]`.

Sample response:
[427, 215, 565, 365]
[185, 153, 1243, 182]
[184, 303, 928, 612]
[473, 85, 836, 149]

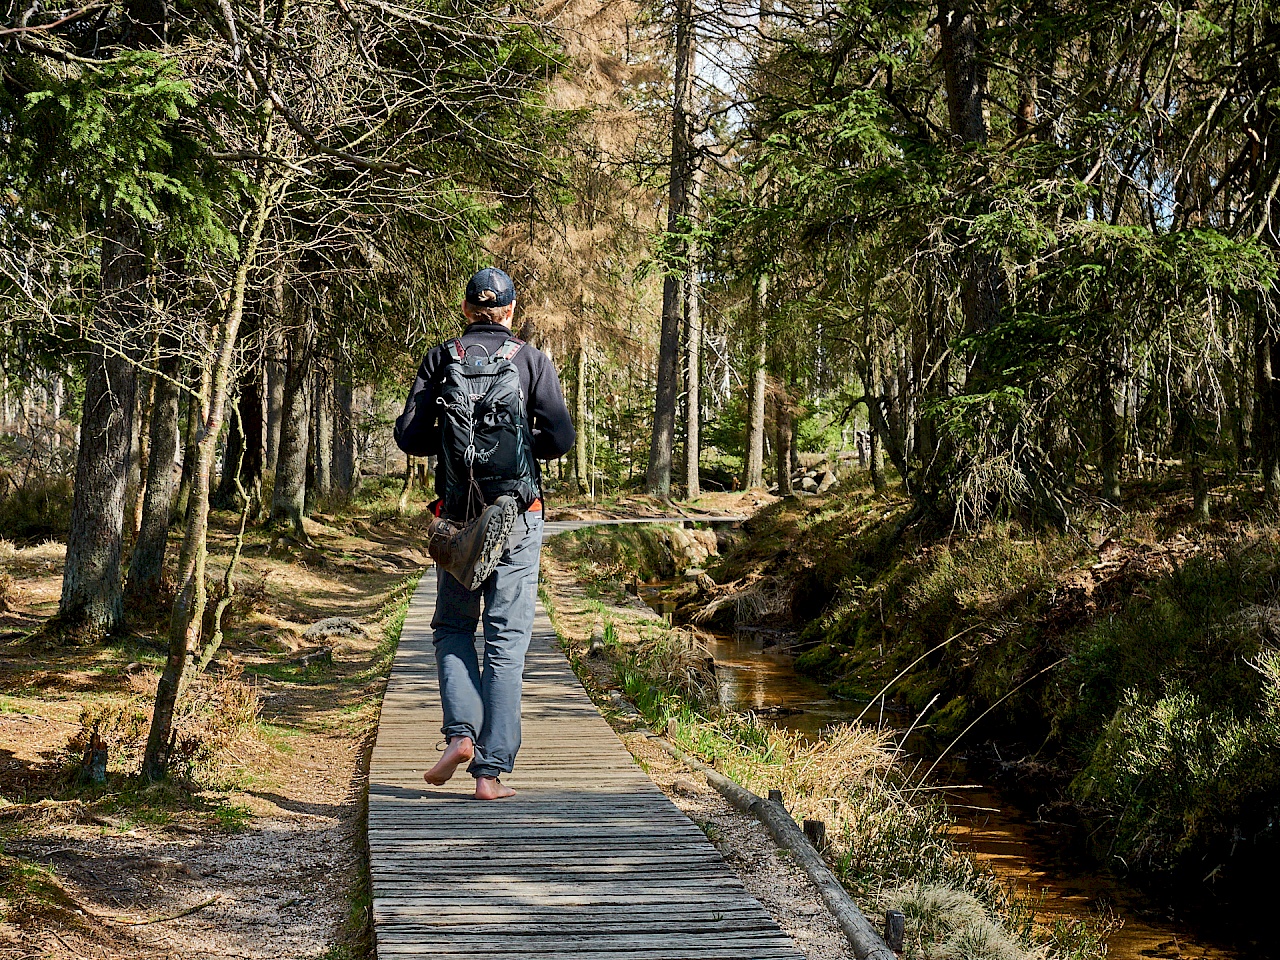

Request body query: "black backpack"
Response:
[435, 337, 539, 520]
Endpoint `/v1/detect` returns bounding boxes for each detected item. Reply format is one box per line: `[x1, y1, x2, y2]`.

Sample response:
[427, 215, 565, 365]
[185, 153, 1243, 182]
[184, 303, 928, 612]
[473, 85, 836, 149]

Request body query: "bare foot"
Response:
[474, 776, 515, 800]
[423, 737, 473, 785]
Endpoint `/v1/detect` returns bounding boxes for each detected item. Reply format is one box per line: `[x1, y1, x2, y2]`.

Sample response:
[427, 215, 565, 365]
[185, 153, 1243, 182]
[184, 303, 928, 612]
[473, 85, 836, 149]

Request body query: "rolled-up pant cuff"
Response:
[470, 765, 506, 779]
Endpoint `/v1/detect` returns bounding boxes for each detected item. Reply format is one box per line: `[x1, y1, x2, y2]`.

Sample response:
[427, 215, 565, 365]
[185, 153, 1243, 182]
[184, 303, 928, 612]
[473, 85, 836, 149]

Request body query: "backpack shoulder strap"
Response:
[495, 337, 525, 362]
[445, 338, 466, 362]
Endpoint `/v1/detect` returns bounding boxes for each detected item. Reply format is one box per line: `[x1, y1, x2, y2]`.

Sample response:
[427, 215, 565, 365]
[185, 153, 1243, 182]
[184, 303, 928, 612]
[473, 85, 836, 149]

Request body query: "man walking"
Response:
[394, 267, 575, 800]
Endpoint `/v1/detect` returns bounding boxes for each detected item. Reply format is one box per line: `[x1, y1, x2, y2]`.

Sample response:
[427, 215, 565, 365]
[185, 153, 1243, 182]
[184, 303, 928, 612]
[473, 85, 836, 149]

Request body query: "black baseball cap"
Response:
[465, 267, 516, 308]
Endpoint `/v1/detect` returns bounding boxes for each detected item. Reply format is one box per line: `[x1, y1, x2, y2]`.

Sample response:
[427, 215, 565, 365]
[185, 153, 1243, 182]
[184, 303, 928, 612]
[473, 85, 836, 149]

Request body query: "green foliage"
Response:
[709, 0, 1280, 525]
[1060, 547, 1280, 872]
[3, 51, 236, 250]
[0, 477, 74, 544]
[548, 525, 679, 586]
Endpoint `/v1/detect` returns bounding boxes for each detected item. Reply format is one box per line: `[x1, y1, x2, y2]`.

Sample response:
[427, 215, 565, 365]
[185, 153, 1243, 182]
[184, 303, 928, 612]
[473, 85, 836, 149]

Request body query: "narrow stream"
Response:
[642, 587, 1247, 960]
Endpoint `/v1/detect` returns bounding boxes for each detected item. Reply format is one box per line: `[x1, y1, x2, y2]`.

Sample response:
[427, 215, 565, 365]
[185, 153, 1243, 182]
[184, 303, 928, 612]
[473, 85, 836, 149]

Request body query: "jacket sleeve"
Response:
[393, 353, 442, 457]
[528, 351, 576, 460]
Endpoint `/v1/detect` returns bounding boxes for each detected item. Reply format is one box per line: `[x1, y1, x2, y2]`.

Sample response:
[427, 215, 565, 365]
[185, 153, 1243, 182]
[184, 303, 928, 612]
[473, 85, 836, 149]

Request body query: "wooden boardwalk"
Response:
[367, 522, 803, 959]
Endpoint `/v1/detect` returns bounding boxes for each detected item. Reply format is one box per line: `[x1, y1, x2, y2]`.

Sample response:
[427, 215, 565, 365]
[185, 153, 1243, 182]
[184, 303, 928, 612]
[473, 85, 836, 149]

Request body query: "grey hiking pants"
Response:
[431, 509, 544, 779]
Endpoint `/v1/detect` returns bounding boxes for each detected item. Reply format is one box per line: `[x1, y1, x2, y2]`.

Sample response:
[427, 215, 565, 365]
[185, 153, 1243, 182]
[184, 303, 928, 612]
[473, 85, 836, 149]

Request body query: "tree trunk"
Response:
[1099, 348, 1123, 503]
[312, 365, 334, 504]
[56, 210, 145, 642]
[774, 390, 793, 496]
[142, 178, 274, 782]
[271, 303, 315, 536]
[940, 1, 988, 146]
[213, 401, 245, 508]
[940, 0, 1005, 384]
[333, 372, 358, 496]
[125, 346, 182, 603]
[265, 334, 285, 473]
[573, 337, 588, 494]
[684, 166, 703, 500]
[214, 364, 265, 509]
[1191, 462, 1210, 521]
[1255, 313, 1280, 497]
[869, 420, 886, 492]
[646, 0, 696, 497]
[129, 368, 151, 537]
[173, 368, 206, 523]
[744, 274, 768, 489]
[265, 273, 287, 472]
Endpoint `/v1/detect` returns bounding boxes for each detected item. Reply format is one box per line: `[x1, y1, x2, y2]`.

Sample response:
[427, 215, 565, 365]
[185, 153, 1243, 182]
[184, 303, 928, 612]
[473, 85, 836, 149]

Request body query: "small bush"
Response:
[168, 663, 261, 780]
[0, 570, 15, 612]
[0, 476, 73, 544]
[73, 698, 151, 773]
[68, 665, 260, 782]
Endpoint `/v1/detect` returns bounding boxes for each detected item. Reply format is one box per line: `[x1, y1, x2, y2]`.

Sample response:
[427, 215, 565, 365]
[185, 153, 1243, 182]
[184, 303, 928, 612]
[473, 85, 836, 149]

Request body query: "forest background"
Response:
[1, 0, 1279, 955]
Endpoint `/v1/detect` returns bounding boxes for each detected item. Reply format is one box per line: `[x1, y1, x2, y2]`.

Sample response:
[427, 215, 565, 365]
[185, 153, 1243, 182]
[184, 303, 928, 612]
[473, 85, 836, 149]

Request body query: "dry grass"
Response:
[0, 499, 428, 960]
[541, 543, 1113, 960]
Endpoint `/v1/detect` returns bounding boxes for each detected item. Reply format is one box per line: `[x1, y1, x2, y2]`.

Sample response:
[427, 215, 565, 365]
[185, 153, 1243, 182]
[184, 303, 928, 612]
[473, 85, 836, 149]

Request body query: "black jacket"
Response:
[393, 323, 576, 498]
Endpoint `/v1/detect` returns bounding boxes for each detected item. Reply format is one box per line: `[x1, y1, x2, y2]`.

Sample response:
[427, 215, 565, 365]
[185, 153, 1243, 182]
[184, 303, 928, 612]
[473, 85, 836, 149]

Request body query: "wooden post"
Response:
[768, 789, 783, 803]
[803, 819, 827, 851]
[884, 910, 905, 953]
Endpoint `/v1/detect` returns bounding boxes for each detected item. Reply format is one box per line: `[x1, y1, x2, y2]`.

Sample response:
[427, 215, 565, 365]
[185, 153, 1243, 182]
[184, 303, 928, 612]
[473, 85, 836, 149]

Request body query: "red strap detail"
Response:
[496, 337, 525, 362]
[449, 338, 466, 362]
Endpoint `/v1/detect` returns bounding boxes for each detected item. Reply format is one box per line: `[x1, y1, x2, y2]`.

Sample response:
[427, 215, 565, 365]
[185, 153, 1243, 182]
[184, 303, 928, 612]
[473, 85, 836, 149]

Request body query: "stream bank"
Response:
[546, 528, 1109, 960]
[547, 503, 1268, 959]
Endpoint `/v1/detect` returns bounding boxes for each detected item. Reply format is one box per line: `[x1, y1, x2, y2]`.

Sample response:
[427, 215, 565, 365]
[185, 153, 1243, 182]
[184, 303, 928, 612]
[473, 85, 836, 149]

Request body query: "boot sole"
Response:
[465, 496, 519, 590]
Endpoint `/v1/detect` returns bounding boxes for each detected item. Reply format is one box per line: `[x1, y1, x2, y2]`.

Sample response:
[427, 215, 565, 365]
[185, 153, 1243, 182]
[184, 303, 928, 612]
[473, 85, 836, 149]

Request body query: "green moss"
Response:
[930, 696, 970, 742]
[548, 524, 680, 584]
[794, 642, 841, 675]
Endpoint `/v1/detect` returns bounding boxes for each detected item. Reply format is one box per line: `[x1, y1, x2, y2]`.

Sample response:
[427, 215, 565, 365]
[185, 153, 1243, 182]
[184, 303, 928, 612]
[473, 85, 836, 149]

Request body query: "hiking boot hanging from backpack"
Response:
[428, 496, 519, 591]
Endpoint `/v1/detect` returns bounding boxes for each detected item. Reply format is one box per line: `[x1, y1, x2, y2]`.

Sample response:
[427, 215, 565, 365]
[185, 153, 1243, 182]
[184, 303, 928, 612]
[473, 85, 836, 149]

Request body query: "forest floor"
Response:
[0, 503, 430, 960]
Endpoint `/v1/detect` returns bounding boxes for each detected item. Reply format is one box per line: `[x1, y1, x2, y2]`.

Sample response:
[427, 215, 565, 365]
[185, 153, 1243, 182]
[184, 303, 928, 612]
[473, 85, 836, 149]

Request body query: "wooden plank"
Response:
[369, 557, 803, 960]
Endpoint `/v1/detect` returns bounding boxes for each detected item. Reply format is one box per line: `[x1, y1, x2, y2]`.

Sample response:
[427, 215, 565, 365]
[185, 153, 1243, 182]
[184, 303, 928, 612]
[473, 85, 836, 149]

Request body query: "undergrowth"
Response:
[542, 560, 1111, 960]
[705, 484, 1280, 907]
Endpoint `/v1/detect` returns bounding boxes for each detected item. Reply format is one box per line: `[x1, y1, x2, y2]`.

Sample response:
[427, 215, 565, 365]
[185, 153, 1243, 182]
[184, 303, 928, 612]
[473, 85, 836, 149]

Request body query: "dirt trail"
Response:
[0, 511, 428, 960]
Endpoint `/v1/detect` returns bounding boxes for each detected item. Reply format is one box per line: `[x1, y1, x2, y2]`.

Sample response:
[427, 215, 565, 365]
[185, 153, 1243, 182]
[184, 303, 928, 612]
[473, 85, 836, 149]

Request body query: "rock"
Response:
[289, 647, 333, 668]
[800, 476, 818, 492]
[816, 470, 837, 493]
[304, 617, 367, 639]
[691, 529, 718, 552]
[683, 568, 706, 580]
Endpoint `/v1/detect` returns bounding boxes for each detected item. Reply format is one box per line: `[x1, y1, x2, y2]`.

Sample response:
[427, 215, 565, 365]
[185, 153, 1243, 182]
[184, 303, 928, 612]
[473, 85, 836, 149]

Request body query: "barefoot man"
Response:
[394, 268, 575, 800]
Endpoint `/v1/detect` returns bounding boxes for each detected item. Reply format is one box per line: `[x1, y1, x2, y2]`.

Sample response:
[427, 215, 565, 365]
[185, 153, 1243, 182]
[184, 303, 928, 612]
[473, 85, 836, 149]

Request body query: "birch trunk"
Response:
[142, 178, 276, 781]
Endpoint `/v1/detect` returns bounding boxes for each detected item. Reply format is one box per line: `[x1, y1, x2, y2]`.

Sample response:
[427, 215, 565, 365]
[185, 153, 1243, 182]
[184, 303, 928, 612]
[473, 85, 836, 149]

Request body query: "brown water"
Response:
[643, 588, 1250, 959]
